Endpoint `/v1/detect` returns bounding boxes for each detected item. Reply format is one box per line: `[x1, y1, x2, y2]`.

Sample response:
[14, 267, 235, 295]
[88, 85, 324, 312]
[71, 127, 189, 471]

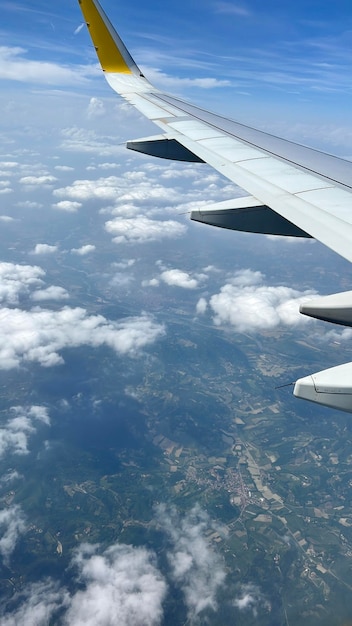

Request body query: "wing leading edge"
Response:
[78, 0, 352, 414]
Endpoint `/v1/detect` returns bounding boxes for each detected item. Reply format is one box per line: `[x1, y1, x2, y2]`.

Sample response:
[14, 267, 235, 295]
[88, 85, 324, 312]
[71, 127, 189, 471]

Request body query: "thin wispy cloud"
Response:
[0, 405, 50, 459]
[0, 579, 68, 626]
[214, 1, 251, 17]
[0, 47, 91, 86]
[74, 23, 85, 36]
[87, 96, 106, 118]
[156, 504, 227, 620]
[234, 583, 271, 616]
[0, 505, 27, 565]
[141, 66, 231, 90]
[59, 128, 124, 155]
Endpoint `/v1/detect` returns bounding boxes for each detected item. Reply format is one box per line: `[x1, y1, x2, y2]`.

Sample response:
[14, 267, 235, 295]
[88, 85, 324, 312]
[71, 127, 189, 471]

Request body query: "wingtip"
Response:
[78, 0, 140, 75]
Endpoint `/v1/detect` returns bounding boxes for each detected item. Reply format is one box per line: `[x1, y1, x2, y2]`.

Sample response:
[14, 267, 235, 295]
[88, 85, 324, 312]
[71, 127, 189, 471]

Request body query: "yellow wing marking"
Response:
[79, 0, 132, 74]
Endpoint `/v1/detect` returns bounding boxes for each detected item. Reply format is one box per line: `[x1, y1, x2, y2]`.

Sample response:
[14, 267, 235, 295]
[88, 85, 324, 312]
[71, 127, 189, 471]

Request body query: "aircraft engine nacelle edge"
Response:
[294, 362, 352, 413]
[300, 291, 352, 327]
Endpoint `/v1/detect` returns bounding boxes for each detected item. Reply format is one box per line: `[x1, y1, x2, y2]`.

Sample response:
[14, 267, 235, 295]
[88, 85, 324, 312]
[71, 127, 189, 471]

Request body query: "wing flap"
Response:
[191, 197, 311, 237]
[126, 135, 204, 162]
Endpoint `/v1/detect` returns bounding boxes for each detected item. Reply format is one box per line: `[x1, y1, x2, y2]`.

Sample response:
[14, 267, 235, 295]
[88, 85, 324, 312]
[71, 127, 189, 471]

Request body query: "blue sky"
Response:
[0, 0, 351, 153]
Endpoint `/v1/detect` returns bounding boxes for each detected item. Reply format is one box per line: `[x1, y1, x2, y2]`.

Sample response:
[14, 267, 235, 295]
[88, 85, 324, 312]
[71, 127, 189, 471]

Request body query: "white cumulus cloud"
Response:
[0, 262, 44, 304]
[0, 216, 15, 222]
[105, 216, 186, 244]
[53, 200, 82, 212]
[208, 269, 315, 332]
[160, 269, 199, 289]
[196, 297, 207, 315]
[112, 259, 135, 270]
[31, 244, 58, 255]
[71, 244, 96, 255]
[54, 175, 127, 202]
[53, 172, 185, 206]
[142, 278, 160, 287]
[31, 286, 69, 301]
[19, 175, 57, 186]
[0, 308, 164, 369]
[64, 543, 167, 626]
[26, 405, 50, 425]
[54, 165, 74, 172]
[0, 543, 167, 626]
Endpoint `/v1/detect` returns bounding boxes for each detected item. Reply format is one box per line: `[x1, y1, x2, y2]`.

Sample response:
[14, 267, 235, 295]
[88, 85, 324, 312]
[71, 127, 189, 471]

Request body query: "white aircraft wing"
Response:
[78, 0, 352, 413]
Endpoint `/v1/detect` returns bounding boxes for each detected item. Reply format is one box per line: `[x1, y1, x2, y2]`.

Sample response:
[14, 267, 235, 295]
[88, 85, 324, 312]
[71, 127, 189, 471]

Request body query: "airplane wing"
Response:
[78, 0, 352, 414]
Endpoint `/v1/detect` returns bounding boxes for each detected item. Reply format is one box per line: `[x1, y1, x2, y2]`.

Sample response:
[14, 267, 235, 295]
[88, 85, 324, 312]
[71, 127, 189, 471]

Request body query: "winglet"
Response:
[78, 0, 142, 75]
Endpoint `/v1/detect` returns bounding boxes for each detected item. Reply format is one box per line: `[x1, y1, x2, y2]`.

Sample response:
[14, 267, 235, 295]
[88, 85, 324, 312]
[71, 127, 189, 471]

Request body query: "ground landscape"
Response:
[0, 151, 351, 624]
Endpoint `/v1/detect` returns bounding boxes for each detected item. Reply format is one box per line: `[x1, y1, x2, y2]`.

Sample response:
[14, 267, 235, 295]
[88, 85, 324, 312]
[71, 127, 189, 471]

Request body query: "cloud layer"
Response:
[0, 506, 231, 624]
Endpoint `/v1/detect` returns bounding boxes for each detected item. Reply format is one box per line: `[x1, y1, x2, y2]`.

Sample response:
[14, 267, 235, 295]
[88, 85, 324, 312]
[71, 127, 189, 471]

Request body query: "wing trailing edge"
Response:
[126, 135, 204, 163]
[191, 197, 311, 237]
